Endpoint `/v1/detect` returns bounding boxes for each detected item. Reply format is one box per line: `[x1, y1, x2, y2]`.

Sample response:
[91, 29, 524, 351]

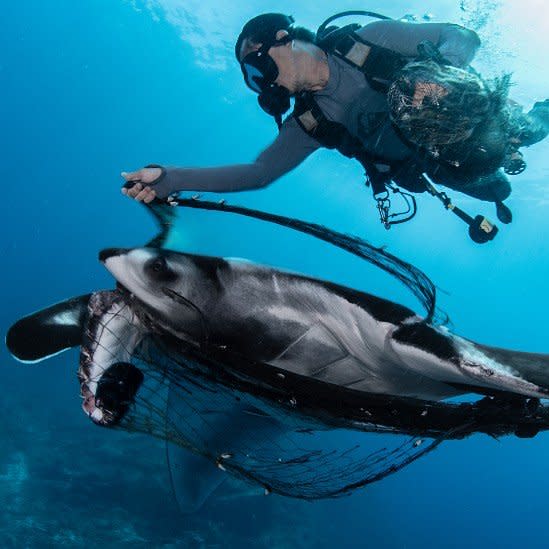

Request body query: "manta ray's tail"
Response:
[464, 341, 549, 398]
[391, 322, 549, 400]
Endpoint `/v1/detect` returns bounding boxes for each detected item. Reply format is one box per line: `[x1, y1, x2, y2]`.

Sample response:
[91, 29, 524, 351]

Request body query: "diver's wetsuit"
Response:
[151, 20, 536, 202]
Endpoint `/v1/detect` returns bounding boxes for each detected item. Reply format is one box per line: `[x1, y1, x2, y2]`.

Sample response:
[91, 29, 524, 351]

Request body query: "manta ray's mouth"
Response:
[78, 286, 200, 426]
[79, 289, 146, 426]
[81, 362, 144, 426]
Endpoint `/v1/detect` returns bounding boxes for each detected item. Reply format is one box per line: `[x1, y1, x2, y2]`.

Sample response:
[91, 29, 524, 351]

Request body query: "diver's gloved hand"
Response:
[121, 165, 165, 203]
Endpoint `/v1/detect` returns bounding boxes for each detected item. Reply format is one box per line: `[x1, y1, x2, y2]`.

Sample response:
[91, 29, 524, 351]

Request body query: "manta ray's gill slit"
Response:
[161, 287, 211, 348]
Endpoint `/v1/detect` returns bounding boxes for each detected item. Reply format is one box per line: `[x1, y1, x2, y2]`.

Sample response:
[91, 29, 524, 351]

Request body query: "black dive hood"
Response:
[235, 13, 295, 61]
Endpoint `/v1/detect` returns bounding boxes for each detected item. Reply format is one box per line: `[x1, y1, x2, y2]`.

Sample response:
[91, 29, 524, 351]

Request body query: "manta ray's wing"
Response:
[6, 294, 92, 363]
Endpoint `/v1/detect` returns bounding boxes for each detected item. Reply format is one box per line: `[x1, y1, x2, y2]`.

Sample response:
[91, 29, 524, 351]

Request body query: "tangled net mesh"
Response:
[114, 336, 442, 500]
[388, 60, 510, 149]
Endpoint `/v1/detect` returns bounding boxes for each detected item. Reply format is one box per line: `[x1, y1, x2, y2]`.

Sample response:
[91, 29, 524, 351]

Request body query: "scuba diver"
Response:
[122, 12, 549, 242]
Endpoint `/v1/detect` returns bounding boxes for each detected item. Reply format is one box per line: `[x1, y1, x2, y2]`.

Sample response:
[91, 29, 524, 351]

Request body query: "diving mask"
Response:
[240, 38, 293, 126]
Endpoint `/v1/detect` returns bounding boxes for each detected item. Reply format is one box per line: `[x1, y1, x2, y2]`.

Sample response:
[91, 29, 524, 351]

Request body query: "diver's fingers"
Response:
[121, 168, 162, 201]
[134, 186, 155, 202]
[143, 188, 156, 203]
[124, 182, 143, 198]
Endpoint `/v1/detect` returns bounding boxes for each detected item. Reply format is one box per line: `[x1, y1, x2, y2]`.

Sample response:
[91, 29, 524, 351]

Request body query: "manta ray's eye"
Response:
[151, 258, 167, 272]
[144, 256, 177, 282]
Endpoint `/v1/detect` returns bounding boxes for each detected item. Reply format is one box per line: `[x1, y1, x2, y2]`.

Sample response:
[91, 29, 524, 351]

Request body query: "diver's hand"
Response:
[121, 167, 163, 203]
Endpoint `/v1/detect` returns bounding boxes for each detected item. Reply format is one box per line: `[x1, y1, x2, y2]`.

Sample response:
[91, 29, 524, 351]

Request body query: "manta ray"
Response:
[6, 202, 549, 506]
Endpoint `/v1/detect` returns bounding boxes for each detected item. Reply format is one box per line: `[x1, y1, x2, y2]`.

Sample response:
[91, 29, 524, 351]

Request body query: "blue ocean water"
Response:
[2, 0, 548, 546]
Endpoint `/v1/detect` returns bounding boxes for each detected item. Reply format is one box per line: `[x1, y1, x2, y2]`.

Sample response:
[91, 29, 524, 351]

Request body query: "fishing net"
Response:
[388, 60, 496, 146]
[91, 200, 547, 499]
[102, 327, 548, 500]
[115, 334, 444, 499]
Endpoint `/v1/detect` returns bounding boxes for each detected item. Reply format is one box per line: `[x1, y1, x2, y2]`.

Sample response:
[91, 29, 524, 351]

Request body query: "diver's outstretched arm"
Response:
[122, 117, 320, 201]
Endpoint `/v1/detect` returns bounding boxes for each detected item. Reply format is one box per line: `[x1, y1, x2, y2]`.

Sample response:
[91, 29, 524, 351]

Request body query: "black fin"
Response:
[6, 294, 92, 362]
[495, 201, 513, 224]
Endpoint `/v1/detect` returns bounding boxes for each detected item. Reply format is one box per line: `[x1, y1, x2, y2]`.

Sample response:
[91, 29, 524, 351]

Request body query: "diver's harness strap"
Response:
[293, 91, 416, 226]
[293, 91, 392, 178]
[322, 25, 409, 92]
